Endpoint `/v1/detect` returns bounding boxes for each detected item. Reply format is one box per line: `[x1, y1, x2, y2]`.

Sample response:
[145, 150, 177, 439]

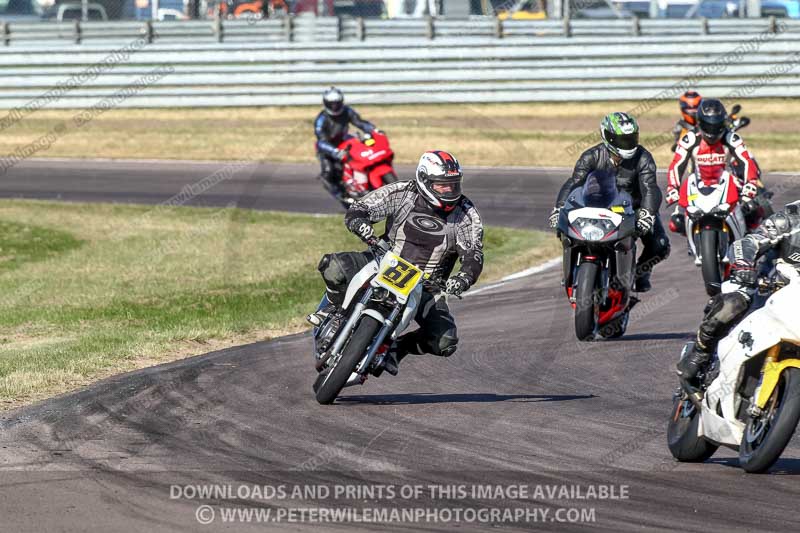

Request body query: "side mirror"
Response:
[735, 117, 751, 131]
[730, 104, 742, 116]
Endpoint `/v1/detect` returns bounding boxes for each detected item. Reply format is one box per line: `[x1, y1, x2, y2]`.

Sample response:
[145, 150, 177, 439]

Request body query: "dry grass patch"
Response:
[0, 199, 556, 409]
[1, 99, 797, 171]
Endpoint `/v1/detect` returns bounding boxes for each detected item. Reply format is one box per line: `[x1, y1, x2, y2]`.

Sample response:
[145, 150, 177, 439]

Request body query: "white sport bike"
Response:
[311, 239, 454, 405]
[681, 170, 748, 296]
[668, 262, 800, 473]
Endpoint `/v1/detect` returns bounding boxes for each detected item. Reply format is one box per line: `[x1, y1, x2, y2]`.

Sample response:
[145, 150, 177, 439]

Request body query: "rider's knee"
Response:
[318, 156, 339, 182]
[656, 235, 671, 260]
[433, 331, 459, 357]
[721, 291, 750, 319]
[318, 253, 346, 287]
[700, 292, 749, 338]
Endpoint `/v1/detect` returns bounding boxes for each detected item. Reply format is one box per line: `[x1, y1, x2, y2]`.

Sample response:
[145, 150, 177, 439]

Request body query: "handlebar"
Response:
[366, 237, 391, 255]
[424, 277, 463, 299]
[757, 274, 789, 295]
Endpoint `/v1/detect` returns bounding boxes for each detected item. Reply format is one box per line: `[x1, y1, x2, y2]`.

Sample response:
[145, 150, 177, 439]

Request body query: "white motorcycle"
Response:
[311, 239, 453, 405]
[681, 170, 748, 296]
[668, 262, 800, 473]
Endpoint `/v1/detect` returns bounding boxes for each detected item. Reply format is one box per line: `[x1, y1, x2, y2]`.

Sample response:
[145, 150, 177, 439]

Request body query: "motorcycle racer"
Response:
[666, 99, 762, 234]
[309, 150, 483, 376]
[677, 201, 800, 382]
[550, 112, 670, 293]
[671, 90, 702, 152]
[315, 87, 377, 203]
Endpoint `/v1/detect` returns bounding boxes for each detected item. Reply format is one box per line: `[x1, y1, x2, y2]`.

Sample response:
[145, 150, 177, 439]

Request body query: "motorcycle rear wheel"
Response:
[574, 261, 599, 341]
[315, 316, 381, 405]
[700, 230, 723, 296]
[667, 393, 718, 462]
[739, 367, 800, 473]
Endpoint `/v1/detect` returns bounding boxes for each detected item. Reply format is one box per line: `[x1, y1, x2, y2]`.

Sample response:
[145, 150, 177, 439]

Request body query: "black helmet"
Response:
[415, 150, 463, 211]
[697, 98, 727, 144]
[322, 86, 344, 116]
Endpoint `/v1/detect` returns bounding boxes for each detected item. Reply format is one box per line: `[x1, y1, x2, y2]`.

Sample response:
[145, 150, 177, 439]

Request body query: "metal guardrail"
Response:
[0, 25, 797, 109]
[0, 16, 797, 45]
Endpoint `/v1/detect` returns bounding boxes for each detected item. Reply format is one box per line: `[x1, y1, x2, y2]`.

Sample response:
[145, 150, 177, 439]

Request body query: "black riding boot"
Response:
[676, 343, 713, 381]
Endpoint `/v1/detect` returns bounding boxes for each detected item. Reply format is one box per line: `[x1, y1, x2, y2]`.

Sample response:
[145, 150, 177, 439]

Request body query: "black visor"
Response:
[610, 131, 639, 151]
[699, 119, 725, 137]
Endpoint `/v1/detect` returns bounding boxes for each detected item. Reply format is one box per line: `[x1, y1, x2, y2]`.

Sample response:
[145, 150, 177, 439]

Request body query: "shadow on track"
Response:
[615, 332, 694, 341]
[706, 456, 800, 475]
[336, 393, 596, 405]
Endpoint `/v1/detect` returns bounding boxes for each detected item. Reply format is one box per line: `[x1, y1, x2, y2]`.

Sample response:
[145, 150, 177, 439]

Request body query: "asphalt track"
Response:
[1, 159, 800, 532]
[0, 158, 560, 229]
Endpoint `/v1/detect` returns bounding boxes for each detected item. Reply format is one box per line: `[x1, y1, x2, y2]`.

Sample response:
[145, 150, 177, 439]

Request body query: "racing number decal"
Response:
[377, 253, 423, 297]
[381, 262, 417, 289]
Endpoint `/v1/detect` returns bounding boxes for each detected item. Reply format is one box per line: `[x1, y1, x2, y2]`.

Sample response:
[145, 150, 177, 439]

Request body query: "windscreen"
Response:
[581, 170, 619, 208]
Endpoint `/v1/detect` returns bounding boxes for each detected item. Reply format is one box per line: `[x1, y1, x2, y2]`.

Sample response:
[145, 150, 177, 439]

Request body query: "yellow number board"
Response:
[377, 253, 423, 297]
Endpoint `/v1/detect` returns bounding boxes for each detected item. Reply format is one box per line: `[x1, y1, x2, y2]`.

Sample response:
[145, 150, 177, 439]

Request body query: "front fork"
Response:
[320, 288, 373, 369]
[355, 306, 401, 375]
[570, 253, 609, 298]
[749, 345, 800, 417]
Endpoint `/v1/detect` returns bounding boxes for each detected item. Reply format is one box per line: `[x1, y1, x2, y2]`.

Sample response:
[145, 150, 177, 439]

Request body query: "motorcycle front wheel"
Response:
[739, 367, 800, 473]
[314, 316, 381, 405]
[574, 261, 599, 341]
[380, 171, 398, 185]
[700, 229, 723, 296]
[667, 393, 718, 462]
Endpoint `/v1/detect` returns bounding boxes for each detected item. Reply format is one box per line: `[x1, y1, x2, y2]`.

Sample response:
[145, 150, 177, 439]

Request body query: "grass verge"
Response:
[0, 199, 561, 410]
[2, 99, 798, 171]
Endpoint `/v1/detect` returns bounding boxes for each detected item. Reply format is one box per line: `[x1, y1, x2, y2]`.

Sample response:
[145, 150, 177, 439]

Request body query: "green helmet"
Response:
[600, 112, 640, 159]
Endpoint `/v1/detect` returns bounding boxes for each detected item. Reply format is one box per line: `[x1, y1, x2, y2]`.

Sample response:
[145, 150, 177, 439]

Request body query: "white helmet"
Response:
[322, 87, 344, 116]
[415, 150, 463, 211]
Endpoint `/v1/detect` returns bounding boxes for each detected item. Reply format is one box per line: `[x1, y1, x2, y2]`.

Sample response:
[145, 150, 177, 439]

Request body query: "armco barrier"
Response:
[0, 17, 797, 45]
[0, 25, 797, 108]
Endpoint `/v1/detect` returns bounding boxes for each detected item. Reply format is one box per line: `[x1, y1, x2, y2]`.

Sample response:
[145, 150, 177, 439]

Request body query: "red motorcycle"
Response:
[337, 131, 397, 206]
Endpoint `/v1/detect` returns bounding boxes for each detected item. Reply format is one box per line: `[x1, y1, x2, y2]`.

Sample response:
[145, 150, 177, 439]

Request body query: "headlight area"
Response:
[571, 217, 616, 241]
[369, 287, 392, 303]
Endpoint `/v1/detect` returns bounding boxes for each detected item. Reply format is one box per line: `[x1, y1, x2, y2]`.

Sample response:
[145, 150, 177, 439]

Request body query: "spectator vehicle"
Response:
[42, 2, 108, 20]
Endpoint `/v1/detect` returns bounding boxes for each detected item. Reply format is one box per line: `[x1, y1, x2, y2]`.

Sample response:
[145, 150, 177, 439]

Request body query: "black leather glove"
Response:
[445, 272, 471, 296]
[548, 207, 560, 229]
[636, 208, 655, 235]
[348, 218, 374, 243]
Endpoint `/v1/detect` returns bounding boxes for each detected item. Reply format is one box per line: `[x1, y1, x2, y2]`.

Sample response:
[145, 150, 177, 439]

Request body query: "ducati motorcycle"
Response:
[557, 173, 638, 341]
[679, 170, 747, 296]
[337, 131, 397, 207]
[669, 263, 800, 473]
